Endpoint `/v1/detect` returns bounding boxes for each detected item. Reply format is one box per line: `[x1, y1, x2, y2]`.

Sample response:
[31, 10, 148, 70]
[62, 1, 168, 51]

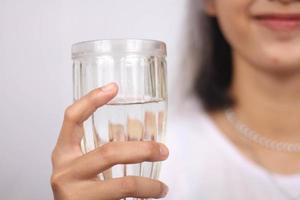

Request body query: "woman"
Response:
[51, 0, 300, 199]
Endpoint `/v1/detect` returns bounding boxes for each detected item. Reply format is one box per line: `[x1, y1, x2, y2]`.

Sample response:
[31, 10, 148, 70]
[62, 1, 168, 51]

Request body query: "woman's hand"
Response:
[51, 83, 169, 200]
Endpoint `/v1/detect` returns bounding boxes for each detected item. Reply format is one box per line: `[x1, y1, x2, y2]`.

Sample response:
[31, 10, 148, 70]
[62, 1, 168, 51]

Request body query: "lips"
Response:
[254, 14, 300, 31]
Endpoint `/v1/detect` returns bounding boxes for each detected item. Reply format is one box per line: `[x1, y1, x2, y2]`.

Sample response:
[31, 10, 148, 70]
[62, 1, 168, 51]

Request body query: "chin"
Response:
[254, 48, 300, 76]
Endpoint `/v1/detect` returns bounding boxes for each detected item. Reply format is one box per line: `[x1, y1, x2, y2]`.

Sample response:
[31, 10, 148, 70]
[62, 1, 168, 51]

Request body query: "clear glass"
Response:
[72, 39, 167, 199]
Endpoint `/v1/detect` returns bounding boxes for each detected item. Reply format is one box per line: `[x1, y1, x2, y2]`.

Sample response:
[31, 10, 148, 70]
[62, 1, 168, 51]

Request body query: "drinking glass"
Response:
[72, 39, 168, 197]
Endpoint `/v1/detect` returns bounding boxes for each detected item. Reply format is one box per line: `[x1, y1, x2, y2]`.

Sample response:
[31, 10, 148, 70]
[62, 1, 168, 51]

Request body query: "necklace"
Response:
[224, 108, 300, 153]
[224, 108, 300, 199]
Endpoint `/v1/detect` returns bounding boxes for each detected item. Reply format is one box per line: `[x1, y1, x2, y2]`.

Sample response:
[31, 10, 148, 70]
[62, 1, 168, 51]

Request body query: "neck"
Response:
[231, 52, 300, 143]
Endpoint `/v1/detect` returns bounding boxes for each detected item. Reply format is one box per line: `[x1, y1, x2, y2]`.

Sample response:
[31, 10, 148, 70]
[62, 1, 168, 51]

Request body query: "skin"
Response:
[51, 0, 300, 199]
[51, 83, 169, 200]
[205, 0, 300, 174]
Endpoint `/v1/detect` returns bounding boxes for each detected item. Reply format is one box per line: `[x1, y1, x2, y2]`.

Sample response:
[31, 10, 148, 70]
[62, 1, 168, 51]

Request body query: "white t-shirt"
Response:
[160, 98, 300, 200]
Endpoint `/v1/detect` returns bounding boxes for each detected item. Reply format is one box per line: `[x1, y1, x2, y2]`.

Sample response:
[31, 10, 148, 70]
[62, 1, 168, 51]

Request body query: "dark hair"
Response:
[187, 1, 234, 111]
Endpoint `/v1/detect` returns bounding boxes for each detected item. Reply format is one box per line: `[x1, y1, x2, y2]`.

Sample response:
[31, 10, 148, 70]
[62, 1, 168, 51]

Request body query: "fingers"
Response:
[65, 82, 118, 125]
[68, 141, 169, 179]
[57, 83, 118, 148]
[94, 176, 168, 199]
[51, 176, 168, 200]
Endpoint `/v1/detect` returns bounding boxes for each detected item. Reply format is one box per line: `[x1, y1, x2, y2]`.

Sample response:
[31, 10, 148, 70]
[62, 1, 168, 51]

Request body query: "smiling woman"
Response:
[162, 0, 300, 198]
[209, 0, 300, 72]
[255, 14, 300, 31]
[51, 0, 300, 199]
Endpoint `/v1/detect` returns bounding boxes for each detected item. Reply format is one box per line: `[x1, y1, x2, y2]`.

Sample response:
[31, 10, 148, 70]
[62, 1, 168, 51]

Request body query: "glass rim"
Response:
[72, 38, 167, 59]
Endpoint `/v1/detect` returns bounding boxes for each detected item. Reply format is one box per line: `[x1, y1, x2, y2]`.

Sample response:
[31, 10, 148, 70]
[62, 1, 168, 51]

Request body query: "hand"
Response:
[51, 83, 169, 200]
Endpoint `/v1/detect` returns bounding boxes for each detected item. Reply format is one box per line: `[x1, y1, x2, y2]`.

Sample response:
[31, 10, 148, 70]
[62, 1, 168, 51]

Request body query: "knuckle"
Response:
[98, 143, 117, 164]
[144, 142, 159, 159]
[119, 177, 138, 197]
[86, 90, 99, 107]
[50, 167, 72, 189]
[50, 171, 66, 191]
[51, 172, 74, 200]
[64, 105, 76, 122]
[89, 88, 101, 96]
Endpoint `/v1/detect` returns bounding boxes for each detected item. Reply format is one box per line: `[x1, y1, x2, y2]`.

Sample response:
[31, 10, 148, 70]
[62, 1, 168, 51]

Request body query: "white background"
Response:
[0, 0, 188, 199]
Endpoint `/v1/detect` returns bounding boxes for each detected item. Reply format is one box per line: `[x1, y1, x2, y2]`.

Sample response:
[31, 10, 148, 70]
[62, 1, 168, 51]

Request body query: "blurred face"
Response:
[205, 0, 300, 74]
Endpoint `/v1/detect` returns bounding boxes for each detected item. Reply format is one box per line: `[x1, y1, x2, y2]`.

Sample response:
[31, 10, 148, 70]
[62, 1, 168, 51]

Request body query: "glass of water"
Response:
[72, 39, 167, 189]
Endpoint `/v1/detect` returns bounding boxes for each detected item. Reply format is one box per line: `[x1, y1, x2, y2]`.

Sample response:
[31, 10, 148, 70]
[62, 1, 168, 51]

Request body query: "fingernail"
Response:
[159, 144, 169, 157]
[101, 83, 116, 92]
[161, 184, 169, 197]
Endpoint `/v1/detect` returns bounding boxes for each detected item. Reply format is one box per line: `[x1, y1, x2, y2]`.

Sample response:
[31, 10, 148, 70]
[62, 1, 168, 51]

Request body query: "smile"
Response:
[254, 14, 300, 31]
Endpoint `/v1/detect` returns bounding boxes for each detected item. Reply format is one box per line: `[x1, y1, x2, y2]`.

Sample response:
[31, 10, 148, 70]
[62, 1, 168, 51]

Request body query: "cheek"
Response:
[215, 0, 250, 36]
[214, 0, 300, 72]
[215, 2, 252, 57]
